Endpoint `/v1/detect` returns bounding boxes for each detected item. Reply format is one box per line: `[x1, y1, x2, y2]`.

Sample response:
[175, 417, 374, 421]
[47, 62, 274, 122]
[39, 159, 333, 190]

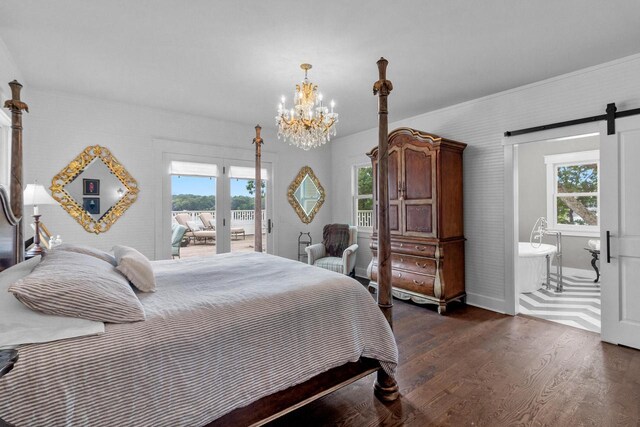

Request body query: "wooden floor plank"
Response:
[269, 297, 640, 427]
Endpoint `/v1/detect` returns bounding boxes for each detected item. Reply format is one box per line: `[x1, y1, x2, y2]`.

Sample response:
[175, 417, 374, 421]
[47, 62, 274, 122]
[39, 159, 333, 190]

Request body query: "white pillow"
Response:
[113, 245, 157, 292]
[0, 257, 104, 348]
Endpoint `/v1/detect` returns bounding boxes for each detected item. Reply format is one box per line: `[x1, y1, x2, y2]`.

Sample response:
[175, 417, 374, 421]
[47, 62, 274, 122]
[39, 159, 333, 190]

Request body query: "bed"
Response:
[0, 252, 397, 426]
[0, 59, 399, 426]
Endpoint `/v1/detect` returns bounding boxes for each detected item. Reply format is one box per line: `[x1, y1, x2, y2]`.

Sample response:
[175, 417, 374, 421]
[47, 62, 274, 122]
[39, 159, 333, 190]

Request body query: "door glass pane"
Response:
[230, 177, 266, 253]
[557, 196, 598, 226]
[171, 175, 217, 258]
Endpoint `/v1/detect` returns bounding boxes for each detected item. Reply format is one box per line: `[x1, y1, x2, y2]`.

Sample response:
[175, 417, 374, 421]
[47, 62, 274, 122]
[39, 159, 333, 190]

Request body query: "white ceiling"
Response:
[1, 0, 640, 137]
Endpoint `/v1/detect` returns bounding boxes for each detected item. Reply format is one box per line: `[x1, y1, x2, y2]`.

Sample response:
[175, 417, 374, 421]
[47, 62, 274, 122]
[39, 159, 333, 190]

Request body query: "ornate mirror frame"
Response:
[287, 166, 325, 224]
[50, 145, 139, 234]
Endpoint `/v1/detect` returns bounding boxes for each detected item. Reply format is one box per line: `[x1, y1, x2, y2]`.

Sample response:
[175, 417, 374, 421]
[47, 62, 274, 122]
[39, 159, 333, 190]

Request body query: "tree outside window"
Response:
[355, 165, 373, 228]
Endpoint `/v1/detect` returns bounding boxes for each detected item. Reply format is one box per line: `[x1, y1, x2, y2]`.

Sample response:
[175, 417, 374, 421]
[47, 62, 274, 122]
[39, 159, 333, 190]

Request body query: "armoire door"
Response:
[401, 145, 436, 237]
[600, 116, 640, 350]
[373, 147, 402, 234]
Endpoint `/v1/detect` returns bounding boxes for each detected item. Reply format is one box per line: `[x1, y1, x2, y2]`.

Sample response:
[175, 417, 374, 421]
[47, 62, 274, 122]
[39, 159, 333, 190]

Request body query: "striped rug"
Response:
[519, 267, 600, 333]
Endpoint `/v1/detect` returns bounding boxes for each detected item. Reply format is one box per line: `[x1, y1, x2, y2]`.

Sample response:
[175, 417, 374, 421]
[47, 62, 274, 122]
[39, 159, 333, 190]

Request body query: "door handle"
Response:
[268, 219, 273, 233]
[606, 230, 611, 263]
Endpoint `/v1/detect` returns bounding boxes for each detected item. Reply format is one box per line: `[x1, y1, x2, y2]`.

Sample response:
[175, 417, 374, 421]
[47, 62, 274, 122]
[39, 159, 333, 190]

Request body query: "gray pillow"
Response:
[113, 245, 157, 293]
[8, 250, 145, 323]
[53, 243, 117, 266]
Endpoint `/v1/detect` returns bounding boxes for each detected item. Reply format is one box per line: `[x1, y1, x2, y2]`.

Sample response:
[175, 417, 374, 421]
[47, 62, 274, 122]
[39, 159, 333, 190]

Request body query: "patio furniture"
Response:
[174, 213, 215, 245]
[306, 225, 358, 276]
[199, 212, 215, 230]
[231, 228, 245, 240]
[171, 223, 188, 258]
[199, 212, 244, 239]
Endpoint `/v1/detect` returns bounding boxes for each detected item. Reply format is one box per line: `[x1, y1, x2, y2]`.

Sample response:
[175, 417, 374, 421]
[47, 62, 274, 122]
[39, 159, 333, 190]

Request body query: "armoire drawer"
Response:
[392, 269, 435, 296]
[392, 254, 436, 276]
[370, 266, 435, 297]
[391, 241, 437, 257]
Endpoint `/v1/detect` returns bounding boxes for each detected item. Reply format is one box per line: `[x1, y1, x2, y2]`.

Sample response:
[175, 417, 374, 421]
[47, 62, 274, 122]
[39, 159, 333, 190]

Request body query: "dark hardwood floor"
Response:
[269, 285, 640, 426]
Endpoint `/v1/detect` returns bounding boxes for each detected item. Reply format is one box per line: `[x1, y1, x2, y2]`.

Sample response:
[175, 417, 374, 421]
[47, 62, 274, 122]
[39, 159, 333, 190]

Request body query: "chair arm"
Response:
[342, 243, 359, 275]
[305, 243, 326, 265]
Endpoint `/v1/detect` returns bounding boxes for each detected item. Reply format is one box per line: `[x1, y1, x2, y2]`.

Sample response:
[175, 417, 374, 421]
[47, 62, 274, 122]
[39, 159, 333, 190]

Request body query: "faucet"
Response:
[530, 217, 563, 293]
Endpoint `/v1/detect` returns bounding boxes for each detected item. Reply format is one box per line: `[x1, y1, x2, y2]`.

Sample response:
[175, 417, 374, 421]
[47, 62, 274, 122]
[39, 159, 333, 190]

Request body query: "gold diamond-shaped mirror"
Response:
[50, 145, 139, 234]
[287, 166, 325, 224]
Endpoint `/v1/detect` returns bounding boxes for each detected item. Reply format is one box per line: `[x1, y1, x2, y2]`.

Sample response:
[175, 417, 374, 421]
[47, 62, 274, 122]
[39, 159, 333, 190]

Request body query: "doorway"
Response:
[166, 158, 273, 259]
[505, 117, 640, 350]
[503, 123, 602, 322]
[513, 134, 601, 332]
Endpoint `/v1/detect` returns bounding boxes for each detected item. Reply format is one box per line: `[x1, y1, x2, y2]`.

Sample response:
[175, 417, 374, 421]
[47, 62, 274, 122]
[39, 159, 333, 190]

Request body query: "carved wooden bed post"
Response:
[4, 80, 28, 262]
[253, 124, 263, 253]
[373, 57, 399, 401]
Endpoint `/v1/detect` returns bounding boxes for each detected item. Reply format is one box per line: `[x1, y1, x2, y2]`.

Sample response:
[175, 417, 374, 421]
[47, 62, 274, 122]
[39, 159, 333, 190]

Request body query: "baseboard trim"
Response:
[465, 292, 507, 314]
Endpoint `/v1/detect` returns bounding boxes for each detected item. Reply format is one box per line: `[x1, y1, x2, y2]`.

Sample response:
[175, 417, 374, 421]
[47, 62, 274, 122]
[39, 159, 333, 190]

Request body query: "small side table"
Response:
[0, 349, 18, 427]
[298, 232, 312, 263]
[584, 248, 600, 283]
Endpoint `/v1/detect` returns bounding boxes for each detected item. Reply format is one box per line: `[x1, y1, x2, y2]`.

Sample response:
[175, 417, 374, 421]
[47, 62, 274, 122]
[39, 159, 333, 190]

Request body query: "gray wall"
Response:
[517, 135, 599, 270]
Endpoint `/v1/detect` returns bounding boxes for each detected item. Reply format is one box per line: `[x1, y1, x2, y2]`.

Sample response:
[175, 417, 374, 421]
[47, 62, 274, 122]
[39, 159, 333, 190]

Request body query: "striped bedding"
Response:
[0, 252, 398, 427]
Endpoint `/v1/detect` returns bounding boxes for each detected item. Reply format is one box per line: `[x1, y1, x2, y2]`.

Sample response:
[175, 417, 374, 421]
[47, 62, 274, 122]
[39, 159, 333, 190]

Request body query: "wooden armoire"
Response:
[367, 128, 466, 314]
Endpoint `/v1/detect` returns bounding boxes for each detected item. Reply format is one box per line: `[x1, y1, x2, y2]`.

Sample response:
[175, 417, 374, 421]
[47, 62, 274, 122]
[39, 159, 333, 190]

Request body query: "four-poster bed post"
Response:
[372, 57, 399, 401]
[253, 124, 263, 253]
[3, 80, 28, 262]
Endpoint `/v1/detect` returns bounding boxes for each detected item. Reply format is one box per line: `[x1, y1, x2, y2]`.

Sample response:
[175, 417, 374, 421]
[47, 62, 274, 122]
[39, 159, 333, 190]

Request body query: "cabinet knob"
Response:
[416, 246, 426, 251]
[396, 273, 402, 278]
[416, 262, 428, 268]
[413, 280, 425, 286]
[400, 258, 404, 262]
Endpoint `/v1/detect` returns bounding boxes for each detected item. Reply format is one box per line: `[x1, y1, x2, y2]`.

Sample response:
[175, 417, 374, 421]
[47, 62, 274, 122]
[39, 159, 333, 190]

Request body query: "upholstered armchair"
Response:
[306, 225, 358, 276]
[171, 223, 187, 258]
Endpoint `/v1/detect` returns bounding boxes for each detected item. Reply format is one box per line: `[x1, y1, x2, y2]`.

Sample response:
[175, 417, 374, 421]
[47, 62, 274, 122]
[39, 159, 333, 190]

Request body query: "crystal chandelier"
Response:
[276, 63, 339, 150]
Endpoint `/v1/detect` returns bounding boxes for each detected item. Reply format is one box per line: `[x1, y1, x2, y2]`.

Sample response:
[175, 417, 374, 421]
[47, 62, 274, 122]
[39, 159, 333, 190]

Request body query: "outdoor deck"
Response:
[178, 233, 266, 257]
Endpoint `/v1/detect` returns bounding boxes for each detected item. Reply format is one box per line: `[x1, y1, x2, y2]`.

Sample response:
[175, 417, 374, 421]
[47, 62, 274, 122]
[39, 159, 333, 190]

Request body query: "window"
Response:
[545, 150, 599, 236]
[354, 165, 373, 229]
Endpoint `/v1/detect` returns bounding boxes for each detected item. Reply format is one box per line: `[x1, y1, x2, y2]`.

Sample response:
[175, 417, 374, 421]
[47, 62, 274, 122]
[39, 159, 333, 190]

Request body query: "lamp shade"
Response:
[23, 184, 56, 206]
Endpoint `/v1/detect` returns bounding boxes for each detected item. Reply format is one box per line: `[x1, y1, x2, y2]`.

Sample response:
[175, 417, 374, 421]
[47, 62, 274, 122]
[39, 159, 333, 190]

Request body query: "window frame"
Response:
[544, 150, 600, 237]
[353, 163, 374, 232]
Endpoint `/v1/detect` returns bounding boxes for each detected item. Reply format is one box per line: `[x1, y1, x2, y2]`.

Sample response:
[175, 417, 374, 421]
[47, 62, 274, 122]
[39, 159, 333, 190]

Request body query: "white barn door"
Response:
[600, 116, 640, 349]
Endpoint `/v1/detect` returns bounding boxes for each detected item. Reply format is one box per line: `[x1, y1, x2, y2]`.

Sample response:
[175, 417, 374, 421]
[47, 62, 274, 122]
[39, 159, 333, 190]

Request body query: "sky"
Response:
[171, 175, 253, 197]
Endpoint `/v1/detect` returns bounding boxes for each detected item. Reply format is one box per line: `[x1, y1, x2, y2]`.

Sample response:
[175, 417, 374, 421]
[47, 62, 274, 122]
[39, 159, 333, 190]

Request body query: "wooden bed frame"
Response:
[0, 58, 398, 426]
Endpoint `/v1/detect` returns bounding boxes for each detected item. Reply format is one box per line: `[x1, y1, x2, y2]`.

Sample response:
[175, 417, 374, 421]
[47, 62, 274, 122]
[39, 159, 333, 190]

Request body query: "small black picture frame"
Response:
[83, 179, 100, 195]
[83, 197, 100, 215]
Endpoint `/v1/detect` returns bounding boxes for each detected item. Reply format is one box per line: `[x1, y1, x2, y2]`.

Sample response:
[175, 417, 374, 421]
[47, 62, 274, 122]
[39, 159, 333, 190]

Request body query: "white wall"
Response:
[331, 54, 640, 313]
[18, 88, 332, 260]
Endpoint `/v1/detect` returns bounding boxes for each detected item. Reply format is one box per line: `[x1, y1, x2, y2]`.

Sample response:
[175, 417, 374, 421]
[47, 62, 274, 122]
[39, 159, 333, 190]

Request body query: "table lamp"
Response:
[23, 182, 56, 257]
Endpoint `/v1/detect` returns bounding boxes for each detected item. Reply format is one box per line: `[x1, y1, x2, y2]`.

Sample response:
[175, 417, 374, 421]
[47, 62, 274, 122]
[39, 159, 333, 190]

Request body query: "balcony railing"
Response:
[357, 210, 373, 228]
[172, 210, 265, 234]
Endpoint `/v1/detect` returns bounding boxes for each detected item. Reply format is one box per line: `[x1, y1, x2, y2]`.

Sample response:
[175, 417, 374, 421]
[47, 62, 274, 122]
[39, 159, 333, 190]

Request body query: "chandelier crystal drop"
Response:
[276, 63, 339, 150]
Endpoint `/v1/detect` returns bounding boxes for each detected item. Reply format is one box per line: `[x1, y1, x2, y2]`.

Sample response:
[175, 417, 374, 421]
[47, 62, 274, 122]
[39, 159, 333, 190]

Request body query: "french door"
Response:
[600, 116, 640, 349]
[169, 157, 273, 256]
[222, 159, 272, 254]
